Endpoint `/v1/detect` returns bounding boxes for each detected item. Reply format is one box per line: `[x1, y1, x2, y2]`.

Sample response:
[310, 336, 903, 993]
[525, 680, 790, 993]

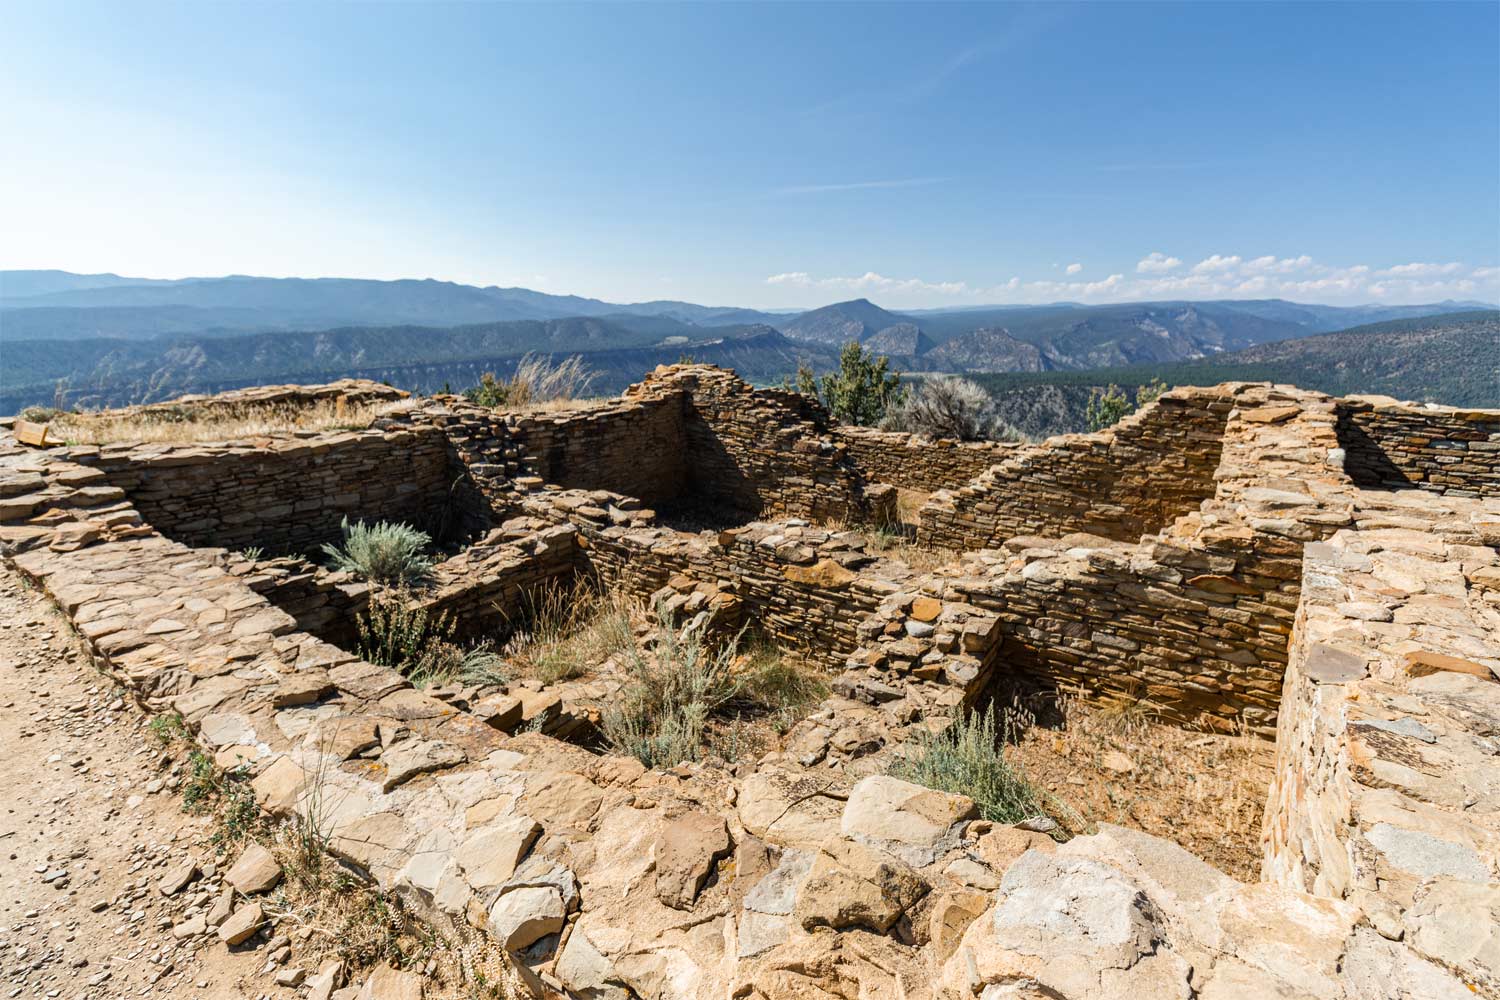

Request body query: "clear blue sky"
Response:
[3, 1, 1497, 308]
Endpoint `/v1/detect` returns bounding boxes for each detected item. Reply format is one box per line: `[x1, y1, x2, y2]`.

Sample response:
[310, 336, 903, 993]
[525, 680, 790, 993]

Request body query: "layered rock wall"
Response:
[918, 388, 1231, 550]
[1338, 397, 1500, 497]
[834, 426, 1015, 496]
[81, 425, 457, 553]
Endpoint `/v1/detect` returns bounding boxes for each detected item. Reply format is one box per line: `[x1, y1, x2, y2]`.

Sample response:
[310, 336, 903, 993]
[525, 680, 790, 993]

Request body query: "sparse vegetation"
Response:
[883, 374, 1022, 442]
[1135, 376, 1168, 408]
[322, 517, 433, 584]
[356, 590, 506, 688]
[500, 580, 635, 685]
[890, 705, 1053, 827]
[148, 710, 189, 746]
[38, 397, 412, 445]
[463, 353, 597, 409]
[602, 606, 743, 769]
[793, 341, 907, 427]
[735, 638, 828, 735]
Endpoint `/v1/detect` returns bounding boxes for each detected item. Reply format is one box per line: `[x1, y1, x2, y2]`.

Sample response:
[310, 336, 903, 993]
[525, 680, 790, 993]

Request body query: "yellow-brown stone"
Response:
[909, 596, 943, 622]
[1403, 650, 1494, 681]
[783, 559, 857, 589]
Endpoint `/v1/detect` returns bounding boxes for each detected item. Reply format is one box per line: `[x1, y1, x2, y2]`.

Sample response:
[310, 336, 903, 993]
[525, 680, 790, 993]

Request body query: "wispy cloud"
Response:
[772, 177, 945, 197]
[1065, 262, 1083, 275]
[766, 270, 969, 296]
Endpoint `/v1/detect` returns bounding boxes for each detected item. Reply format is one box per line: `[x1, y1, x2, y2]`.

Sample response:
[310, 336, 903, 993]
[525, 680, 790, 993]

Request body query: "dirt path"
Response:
[0, 565, 267, 1000]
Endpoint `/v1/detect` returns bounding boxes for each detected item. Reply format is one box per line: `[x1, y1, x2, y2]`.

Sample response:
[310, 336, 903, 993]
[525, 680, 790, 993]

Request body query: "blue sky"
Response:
[2, 1, 1497, 309]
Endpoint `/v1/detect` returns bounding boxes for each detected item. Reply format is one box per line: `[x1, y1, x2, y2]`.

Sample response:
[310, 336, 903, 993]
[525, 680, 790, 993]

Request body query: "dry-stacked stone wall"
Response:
[75, 424, 457, 554]
[834, 427, 1016, 495]
[671, 368, 873, 522]
[492, 484, 906, 666]
[1261, 495, 1500, 993]
[918, 388, 1232, 550]
[1337, 397, 1500, 497]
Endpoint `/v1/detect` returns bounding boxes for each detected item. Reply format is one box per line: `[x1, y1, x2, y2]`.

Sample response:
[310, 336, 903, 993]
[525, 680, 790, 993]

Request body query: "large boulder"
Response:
[839, 775, 976, 866]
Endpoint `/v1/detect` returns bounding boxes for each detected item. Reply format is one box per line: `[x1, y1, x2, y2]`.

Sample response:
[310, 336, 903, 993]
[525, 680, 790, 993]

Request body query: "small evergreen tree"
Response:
[463, 372, 509, 408]
[1085, 384, 1133, 431]
[1135, 376, 1168, 407]
[802, 342, 907, 426]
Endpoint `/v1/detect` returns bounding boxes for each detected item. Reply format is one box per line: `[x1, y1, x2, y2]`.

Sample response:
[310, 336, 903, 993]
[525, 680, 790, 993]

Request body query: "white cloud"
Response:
[1192, 254, 1242, 274]
[1379, 261, 1464, 277]
[1243, 254, 1314, 274]
[766, 253, 1500, 308]
[765, 270, 969, 296]
[1136, 252, 1182, 273]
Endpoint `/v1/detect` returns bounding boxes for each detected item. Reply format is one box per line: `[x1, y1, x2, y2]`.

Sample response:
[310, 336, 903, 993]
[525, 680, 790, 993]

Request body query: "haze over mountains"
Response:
[1, 269, 1493, 414]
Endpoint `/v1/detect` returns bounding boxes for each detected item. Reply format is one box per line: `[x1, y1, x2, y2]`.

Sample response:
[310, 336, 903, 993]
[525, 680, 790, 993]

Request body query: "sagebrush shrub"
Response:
[889, 706, 1051, 826]
[885, 375, 1021, 442]
[602, 603, 742, 769]
[356, 590, 507, 688]
[322, 517, 432, 583]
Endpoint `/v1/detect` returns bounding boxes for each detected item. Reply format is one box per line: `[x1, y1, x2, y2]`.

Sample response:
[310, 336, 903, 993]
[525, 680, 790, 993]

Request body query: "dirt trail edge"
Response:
[0, 565, 268, 1000]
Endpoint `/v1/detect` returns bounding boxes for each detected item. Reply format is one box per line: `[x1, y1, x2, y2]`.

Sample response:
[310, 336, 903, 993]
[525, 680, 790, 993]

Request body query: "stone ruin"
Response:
[2, 364, 1498, 999]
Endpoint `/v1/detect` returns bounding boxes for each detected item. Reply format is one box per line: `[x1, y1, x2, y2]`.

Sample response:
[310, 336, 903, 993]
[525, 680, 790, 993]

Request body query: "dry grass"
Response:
[500, 580, 637, 685]
[817, 512, 959, 575]
[463, 354, 599, 412]
[1001, 689, 1271, 880]
[45, 397, 415, 446]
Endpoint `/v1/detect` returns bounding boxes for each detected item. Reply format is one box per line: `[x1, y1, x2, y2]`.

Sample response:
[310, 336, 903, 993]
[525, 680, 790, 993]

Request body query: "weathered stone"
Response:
[217, 901, 264, 945]
[655, 812, 732, 910]
[487, 886, 565, 951]
[355, 963, 423, 1000]
[226, 842, 282, 894]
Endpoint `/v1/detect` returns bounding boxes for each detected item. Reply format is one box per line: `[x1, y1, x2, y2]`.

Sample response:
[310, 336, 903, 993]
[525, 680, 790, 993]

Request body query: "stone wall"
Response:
[77, 425, 458, 554]
[431, 391, 691, 511]
[670, 367, 873, 522]
[497, 484, 906, 667]
[835, 427, 1014, 496]
[1260, 496, 1500, 993]
[1337, 397, 1500, 497]
[918, 388, 1232, 550]
[236, 523, 580, 649]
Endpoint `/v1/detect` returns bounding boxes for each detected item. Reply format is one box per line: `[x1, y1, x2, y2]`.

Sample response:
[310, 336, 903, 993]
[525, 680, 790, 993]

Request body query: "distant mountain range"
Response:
[970, 311, 1500, 437]
[1, 269, 1493, 414]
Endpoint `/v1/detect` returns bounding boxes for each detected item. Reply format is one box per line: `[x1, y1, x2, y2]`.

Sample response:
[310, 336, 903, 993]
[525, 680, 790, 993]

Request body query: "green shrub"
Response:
[602, 606, 742, 769]
[1135, 376, 1169, 407]
[890, 706, 1050, 826]
[322, 517, 432, 583]
[1085, 383, 1133, 431]
[356, 591, 505, 688]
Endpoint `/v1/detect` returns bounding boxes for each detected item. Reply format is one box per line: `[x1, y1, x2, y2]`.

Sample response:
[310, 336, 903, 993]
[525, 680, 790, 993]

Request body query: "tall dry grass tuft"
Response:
[464, 354, 598, 411]
[500, 580, 636, 685]
[44, 398, 413, 446]
[602, 603, 743, 769]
